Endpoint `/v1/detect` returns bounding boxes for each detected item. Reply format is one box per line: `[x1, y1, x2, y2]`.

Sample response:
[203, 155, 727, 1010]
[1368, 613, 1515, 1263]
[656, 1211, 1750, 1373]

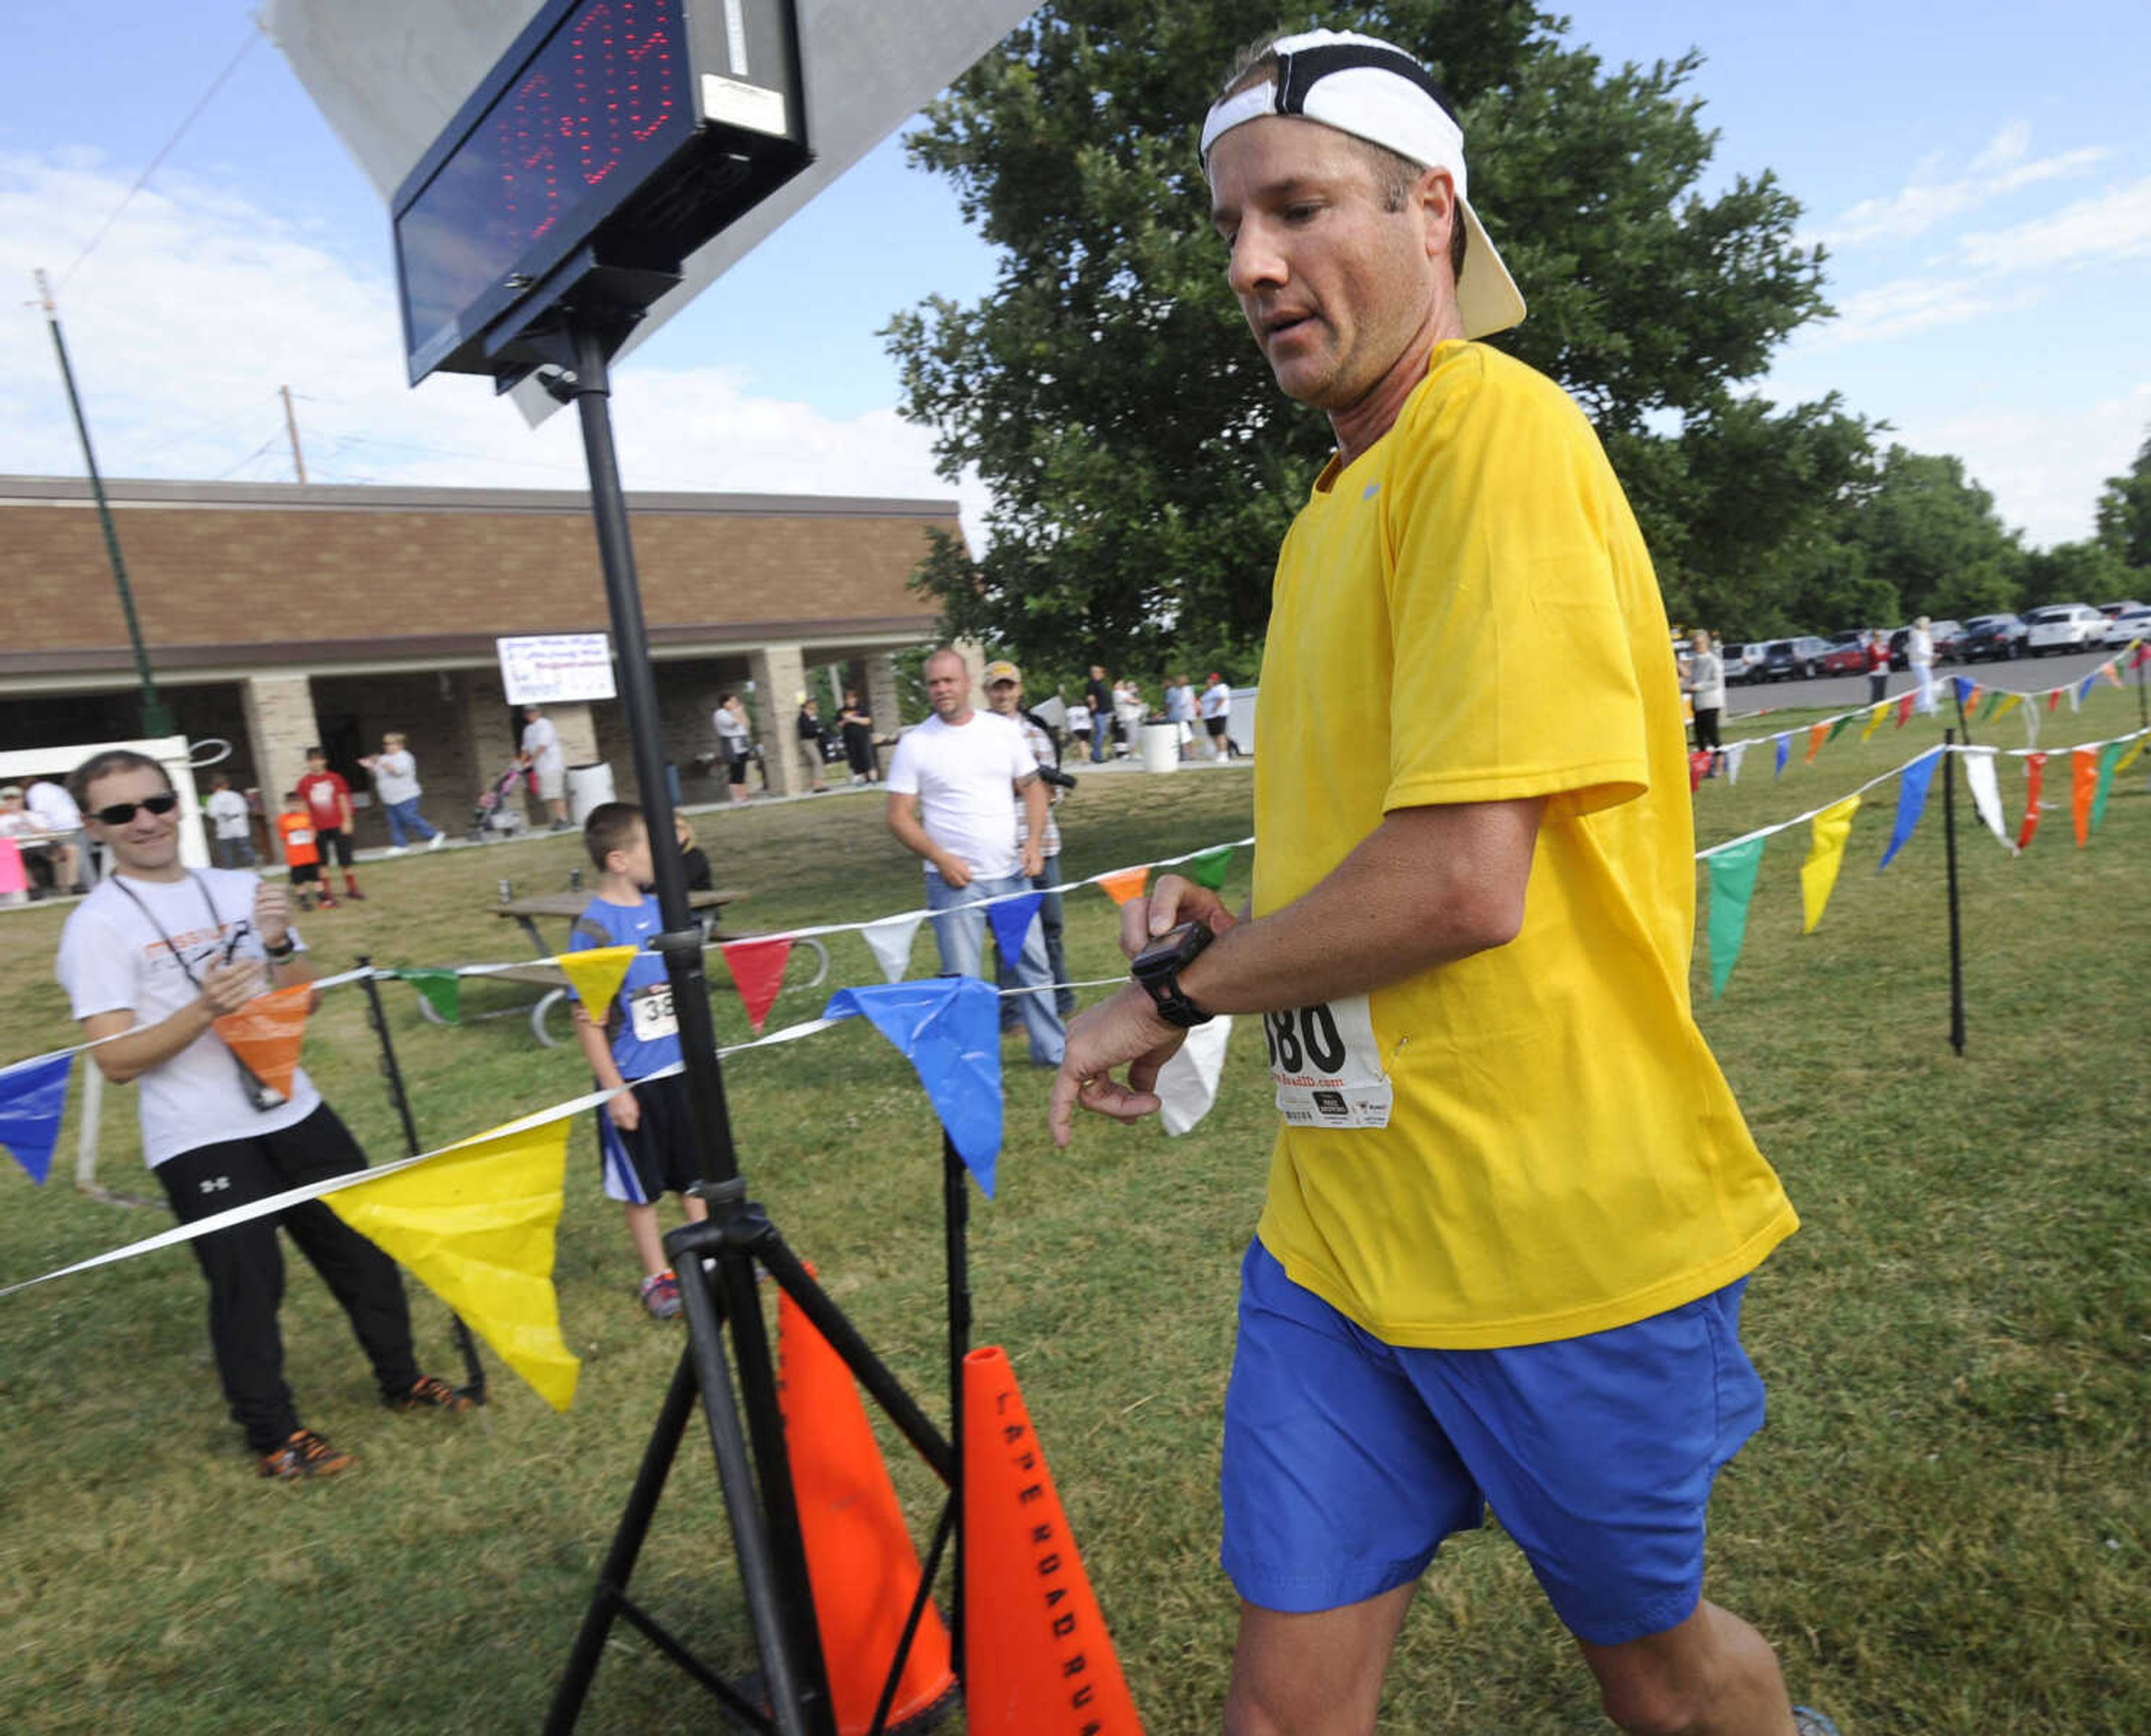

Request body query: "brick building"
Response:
[0, 476, 953, 843]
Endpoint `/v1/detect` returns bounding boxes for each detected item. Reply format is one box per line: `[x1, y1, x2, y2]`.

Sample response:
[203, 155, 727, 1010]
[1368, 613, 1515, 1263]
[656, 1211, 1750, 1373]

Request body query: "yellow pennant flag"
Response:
[559, 945, 637, 1026]
[1800, 795, 1862, 934]
[327, 1116, 580, 1412]
[2117, 736, 2148, 777]
[1990, 692, 2023, 724]
[1860, 701, 1890, 743]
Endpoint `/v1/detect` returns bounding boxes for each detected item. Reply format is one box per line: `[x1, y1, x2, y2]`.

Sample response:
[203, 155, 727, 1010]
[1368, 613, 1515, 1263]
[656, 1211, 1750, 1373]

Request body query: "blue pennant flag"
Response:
[1774, 734, 1790, 778]
[2077, 672, 2098, 703]
[984, 892, 1044, 974]
[1952, 675, 1976, 708]
[820, 978, 1003, 1195]
[0, 1051, 73, 1185]
[1879, 752, 1942, 871]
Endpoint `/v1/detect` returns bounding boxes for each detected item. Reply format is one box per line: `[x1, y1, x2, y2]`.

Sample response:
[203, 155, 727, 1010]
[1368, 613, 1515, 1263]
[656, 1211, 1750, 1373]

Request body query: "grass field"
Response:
[1, 686, 2147, 1734]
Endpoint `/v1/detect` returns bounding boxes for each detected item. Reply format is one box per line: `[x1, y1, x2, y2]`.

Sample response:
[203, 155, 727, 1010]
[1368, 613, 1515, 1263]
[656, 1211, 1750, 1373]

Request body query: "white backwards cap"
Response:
[1200, 30, 1526, 339]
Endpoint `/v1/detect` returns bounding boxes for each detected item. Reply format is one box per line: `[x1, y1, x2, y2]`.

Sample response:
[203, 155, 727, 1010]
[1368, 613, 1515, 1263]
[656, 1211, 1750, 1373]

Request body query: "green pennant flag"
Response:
[1826, 711, 1854, 744]
[1977, 688, 2003, 724]
[1705, 836, 1766, 999]
[1189, 845, 1235, 892]
[2091, 741, 2123, 832]
[398, 969, 462, 1024]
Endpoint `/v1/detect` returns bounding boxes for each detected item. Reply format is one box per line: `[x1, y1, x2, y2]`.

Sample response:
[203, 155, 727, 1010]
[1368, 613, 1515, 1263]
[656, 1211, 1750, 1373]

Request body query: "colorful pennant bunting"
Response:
[1952, 676, 1975, 710]
[1689, 751, 1714, 793]
[2017, 753, 2047, 852]
[1805, 722, 1828, 764]
[862, 913, 924, 984]
[821, 979, 1003, 1194]
[2091, 741, 2122, 832]
[211, 984, 313, 1102]
[1962, 751, 2012, 852]
[2117, 736, 2148, 778]
[1705, 837, 1766, 999]
[1826, 713, 1854, 746]
[1976, 688, 2003, 725]
[1723, 740, 1749, 784]
[2071, 747, 2098, 846]
[1878, 753, 1939, 871]
[1157, 1016, 1235, 1137]
[1188, 845, 1236, 892]
[1095, 865, 1151, 907]
[1800, 796, 1861, 933]
[0, 1052, 72, 1185]
[325, 1115, 580, 1412]
[1773, 734, 1790, 778]
[984, 892, 1044, 976]
[558, 944, 636, 1027]
[1860, 702, 1889, 743]
[1897, 693, 1915, 728]
[397, 968, 462, 1024]
[721, 937, 793, 1034]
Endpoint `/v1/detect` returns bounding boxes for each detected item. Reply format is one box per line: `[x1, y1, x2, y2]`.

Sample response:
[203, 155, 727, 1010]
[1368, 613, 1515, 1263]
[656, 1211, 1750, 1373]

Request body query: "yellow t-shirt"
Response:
[1251, 341, 1797, 1349]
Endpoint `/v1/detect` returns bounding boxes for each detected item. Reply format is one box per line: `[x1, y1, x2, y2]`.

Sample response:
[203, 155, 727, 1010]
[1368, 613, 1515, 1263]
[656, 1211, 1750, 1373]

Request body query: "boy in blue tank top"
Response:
[569, 802, 710, 1319]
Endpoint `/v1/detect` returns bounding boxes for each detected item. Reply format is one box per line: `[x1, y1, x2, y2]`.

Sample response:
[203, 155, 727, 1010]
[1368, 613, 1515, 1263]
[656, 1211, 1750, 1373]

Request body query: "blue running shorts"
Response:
[1221, 1240, 1766, 1646]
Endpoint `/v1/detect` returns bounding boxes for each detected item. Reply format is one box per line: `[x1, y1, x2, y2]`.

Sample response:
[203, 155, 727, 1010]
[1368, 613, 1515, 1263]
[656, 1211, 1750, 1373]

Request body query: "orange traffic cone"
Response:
[776, 1281, 957, 1735]
[961, 1346, 1143, 1734]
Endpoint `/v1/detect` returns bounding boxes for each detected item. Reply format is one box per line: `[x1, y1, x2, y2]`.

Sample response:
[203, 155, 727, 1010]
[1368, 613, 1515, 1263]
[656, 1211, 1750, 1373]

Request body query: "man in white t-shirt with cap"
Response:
[1047, 30, 1831, 1736]
[519, 704, 570, 831]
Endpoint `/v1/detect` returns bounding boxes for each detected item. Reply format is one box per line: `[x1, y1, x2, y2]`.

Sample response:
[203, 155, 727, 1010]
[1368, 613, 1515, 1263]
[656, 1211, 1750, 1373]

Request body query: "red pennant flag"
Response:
[720, 936, 793, 1034]
[2131, 643, 2150, 671]
[212, 984, 313, 1101]
[1688, 750, 1713, 792]
[1095, 865, 1151, 906]
[1804, 722, 1827, 763]
[2016, 753, 2046, 852]
[2047, 687, 2062, 712]
[2070, 747, 2098, 848]
[1895, 692, 1915, 728]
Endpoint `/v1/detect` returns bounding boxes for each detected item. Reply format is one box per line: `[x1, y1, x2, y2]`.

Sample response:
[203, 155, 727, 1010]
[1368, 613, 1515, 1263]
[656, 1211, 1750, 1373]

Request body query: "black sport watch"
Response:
[1131, 920, 1215, 1028]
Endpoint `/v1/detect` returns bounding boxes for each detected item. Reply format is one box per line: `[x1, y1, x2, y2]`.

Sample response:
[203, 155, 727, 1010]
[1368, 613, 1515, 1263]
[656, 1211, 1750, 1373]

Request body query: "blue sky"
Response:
[2, 1, 2145, 554]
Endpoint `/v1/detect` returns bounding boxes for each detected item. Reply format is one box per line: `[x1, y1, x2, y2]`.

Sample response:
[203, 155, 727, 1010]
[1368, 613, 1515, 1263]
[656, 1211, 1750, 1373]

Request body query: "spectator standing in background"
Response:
[984, 659, 1078, 1021]
[1908, 617, 1937, 715]
[1165, 672, 1198, 758]
[358, 732, 446, 854]
[1865, 630, 1891, 705]
[838, 688, 880, 783]
[519, 704, 571, 831]
[1065, 695, 1093, 752]
[712, 694, 754, 804]
[1198, 671, 1235, 759]
[1084, 664, 1112, 763]
[1114, 679, 1148, 755]
[794, 697, 831, 794]
[25, 777, 88, 893]
[1680, 631, 1724, 770]
[204, 776, 255, 868]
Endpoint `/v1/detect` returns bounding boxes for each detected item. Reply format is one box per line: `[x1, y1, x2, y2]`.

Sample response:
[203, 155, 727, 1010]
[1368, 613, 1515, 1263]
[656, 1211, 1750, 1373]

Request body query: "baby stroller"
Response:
[468, 764, 530, 842]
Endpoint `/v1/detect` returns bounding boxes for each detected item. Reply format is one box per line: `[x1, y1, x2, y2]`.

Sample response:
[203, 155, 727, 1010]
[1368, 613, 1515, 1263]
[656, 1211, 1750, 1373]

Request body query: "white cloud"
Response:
[1957, 175, 2151, 273]
[0, 151, 989, 550]
[1804, 122, 2109, 249]
[1895, 382, 2151, 547]
[1786, 275, 2036, 353]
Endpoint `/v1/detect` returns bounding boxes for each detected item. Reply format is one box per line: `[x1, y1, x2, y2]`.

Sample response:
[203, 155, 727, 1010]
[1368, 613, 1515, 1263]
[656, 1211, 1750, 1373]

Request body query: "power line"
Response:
[210, 434, 281, 482]
[56, 32, 259, 291]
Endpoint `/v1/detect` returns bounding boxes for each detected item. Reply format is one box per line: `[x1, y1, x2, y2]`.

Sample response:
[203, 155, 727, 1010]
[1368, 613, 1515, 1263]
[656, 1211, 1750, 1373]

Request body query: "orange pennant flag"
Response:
[720, 936, 793, 1034]
[1095, 865, 1150, 906]
[2071, 747, 2098, 848]
[212, 984, 312, 1101]
[558, 944, 636, 1026]
[1804, 722, 1828, 764]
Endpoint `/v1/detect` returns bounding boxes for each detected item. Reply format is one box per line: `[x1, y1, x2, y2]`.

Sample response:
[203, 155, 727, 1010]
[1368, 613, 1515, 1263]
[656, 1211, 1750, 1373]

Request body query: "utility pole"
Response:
[280, 383, 308, 484]
[34, 268, 174, 739]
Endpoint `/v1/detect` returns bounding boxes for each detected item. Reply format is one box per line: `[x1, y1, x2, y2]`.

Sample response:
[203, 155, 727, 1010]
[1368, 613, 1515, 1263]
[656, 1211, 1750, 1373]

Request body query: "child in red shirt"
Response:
[295, 747, 365, 902]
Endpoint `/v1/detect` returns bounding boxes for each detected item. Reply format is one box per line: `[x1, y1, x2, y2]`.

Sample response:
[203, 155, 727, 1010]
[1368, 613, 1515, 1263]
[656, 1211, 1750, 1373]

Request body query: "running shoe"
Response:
[639, 1270, 682, 1320]
[258, 1427, 355, 1481]
[388, 1374, 476, 1413]
[1792, 1709, 1842, 1736]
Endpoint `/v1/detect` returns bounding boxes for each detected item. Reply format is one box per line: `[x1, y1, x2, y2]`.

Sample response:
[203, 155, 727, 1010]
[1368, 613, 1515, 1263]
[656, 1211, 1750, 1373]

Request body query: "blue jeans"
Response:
[1090, 715, 1110, 763]
[214, 835, 257, 869]
[926, 869, 1065, 1065]
[995, 852, 1074, 1020]
[384, 797, 440, 847]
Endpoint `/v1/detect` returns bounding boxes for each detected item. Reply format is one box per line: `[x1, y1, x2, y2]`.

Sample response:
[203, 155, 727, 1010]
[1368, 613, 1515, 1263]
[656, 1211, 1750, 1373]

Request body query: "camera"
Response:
[1037, 764, 1079, 792]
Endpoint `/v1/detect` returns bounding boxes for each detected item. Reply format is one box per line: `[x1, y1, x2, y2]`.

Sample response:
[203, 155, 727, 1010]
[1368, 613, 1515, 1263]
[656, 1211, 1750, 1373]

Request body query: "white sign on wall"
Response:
[497, 634, 617, 706]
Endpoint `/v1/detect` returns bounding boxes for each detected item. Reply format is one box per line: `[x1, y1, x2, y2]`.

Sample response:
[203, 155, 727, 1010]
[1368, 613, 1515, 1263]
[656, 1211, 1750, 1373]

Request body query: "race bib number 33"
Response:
[1265, 994, 1392, 1129]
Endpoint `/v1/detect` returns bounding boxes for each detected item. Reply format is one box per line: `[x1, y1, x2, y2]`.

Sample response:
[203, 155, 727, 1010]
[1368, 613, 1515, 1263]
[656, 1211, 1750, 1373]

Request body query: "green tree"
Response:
[886, 0, 1833, 669]
[2021, 539, 2132, 608]
[1847, 446, 2025, 622]
[2093, 429, 2151, 570]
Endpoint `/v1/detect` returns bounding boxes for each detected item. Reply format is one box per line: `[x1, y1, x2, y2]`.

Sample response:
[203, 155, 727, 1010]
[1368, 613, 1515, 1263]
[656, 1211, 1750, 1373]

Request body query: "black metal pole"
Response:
[942, 1133, 970, 1680]
[33, 269, 173, 738]
[1940, 733, 1966, 1057]
[355, 956, 485, 1401]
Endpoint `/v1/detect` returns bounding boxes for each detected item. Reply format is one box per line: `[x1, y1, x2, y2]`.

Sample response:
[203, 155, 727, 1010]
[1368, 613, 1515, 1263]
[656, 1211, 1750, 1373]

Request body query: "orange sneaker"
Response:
[258, 1427, 355, 1481]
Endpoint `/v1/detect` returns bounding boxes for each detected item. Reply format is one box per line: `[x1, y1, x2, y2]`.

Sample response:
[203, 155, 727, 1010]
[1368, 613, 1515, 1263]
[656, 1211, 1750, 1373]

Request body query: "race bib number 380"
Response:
[1265, 994, 1393, 1129]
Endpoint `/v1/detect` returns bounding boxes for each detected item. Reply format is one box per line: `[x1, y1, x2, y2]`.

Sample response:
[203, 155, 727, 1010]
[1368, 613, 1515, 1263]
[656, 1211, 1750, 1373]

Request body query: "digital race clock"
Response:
[393, 0, 808, 385]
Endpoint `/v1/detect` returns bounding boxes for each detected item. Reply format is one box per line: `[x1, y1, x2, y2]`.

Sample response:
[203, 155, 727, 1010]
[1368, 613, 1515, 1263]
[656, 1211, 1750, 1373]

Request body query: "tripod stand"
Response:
[486, 272, 966, 1735]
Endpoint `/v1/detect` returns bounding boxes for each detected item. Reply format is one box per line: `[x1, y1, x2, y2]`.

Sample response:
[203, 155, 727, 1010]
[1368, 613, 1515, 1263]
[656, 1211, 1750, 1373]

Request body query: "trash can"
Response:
[1139, 720, 1180, 775]
[565, 761, 615, 826]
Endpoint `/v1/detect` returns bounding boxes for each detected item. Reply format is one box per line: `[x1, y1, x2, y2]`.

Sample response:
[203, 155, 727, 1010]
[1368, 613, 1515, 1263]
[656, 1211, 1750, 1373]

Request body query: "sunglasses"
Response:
[92, 792, 181, 826]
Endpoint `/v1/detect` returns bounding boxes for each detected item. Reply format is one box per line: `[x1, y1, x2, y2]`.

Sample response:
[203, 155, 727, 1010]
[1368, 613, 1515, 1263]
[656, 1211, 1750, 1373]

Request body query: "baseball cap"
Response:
[1200, 30, 1526, 341]
[983, 659, 1021, 686]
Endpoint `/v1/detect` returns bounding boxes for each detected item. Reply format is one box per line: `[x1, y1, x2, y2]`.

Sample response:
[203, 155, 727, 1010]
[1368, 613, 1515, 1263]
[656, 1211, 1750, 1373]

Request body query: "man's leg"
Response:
[925, 873, 985, 978]
[155, 1140, 303, 1453]
[1007, 886, 1066, 1065]
[259, 1106, 423, 1403]
[383, 801, 409, 849]
[1577, 1601, 1795, 1736]
[1226, 1589, 1416, 1736]
[1037, 853, 1075, 1017]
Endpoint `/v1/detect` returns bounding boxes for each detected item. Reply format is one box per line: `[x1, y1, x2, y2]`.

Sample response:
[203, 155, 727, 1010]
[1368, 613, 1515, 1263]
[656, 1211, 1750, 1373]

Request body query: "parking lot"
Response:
[1728, 644, 2137, 719]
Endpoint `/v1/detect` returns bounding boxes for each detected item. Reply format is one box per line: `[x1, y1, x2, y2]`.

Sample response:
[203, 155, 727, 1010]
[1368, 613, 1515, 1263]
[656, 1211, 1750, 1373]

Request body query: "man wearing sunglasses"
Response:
[54, 750, 469, 1482]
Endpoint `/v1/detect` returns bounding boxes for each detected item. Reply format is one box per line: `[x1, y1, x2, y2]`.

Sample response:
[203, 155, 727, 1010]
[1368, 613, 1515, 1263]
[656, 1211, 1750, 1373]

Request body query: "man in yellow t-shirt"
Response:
[1049, 29, 1832, 1736]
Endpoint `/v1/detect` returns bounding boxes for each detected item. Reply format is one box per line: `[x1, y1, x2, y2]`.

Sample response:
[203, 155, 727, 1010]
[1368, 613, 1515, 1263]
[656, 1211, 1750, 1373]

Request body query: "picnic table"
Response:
[413, 886, 828, 1047]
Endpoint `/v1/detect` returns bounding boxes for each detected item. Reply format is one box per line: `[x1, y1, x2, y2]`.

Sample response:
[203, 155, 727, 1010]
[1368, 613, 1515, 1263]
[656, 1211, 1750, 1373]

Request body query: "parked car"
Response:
[2023, 603, 2106, 655]
[2097, 599, 2147, 620]
[1888, 620, 1965, 668]
[1820, 630, 1870, 676]
[2100, 604, 2151, 648]
[1760, 636, 1831, 681]
[1724, 643, 1768, 685]
[1957, 613, 2027, 661]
